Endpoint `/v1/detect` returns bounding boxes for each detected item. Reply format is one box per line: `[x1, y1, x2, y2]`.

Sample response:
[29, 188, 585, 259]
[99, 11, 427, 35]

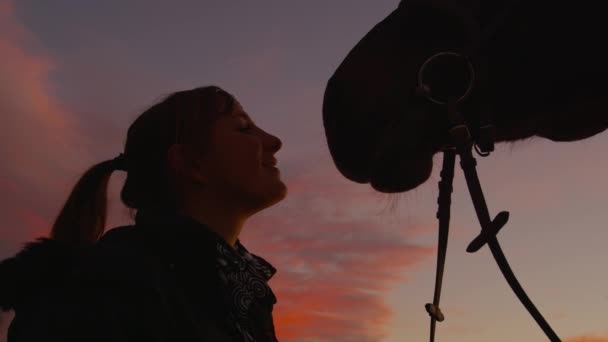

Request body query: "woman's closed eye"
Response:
[239, 123, 253, 132]
[236, 115, 255, 133]
[240, 123, 254, 133]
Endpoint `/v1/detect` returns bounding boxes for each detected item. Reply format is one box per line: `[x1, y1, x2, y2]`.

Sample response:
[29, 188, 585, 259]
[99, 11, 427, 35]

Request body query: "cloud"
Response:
[564, 337, 608, 342]
[243, 159, 435, 341]
[1, 1, 78, 180]
[0, 1, 74, 338]
[0, 0, 104, 251]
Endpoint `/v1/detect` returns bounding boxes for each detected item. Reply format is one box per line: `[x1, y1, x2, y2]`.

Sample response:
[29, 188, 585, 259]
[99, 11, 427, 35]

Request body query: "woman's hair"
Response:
[50, 85, 235, 246]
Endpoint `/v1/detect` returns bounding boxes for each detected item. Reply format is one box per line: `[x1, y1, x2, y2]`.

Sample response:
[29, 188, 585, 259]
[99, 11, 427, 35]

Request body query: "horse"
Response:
[322, 1, 607, 341]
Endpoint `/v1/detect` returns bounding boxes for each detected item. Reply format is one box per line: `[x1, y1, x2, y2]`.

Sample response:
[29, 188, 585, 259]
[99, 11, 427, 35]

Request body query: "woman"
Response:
[1, 86, 287, 341]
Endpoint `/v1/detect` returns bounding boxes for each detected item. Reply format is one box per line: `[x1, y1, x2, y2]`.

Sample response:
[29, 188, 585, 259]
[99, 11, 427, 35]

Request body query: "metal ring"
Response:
[417, 51, 476, 105]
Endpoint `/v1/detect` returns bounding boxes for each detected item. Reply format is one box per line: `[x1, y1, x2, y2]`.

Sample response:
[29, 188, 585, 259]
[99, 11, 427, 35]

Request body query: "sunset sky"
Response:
[1, 1, 607, 341]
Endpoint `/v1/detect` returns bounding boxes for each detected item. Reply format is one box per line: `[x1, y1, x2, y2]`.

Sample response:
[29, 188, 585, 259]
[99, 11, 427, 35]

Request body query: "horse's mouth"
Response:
[324, 104, 436, 194]
[369, 144, 435, 193]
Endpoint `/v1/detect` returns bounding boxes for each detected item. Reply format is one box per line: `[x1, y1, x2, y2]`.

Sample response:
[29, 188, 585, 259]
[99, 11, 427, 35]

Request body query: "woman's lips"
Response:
[266, 165, 280, 174]
[263, 158, 278, 168]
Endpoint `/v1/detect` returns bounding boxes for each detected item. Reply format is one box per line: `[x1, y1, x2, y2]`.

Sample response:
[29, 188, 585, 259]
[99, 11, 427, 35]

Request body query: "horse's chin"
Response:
[369, 146, 435, 193]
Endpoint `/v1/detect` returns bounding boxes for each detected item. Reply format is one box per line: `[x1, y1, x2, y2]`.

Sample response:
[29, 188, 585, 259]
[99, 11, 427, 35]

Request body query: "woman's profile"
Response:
[0, 85, 287, 341]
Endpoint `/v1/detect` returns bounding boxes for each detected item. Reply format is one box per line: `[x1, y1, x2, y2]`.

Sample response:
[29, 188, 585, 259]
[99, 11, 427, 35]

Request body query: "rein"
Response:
[422, 101, 561, 342]
[413, 1, 561, 340]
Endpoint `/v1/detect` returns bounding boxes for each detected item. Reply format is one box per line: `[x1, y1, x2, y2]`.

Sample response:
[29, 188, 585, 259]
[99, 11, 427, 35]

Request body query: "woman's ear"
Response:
[167, 144, 209, 185]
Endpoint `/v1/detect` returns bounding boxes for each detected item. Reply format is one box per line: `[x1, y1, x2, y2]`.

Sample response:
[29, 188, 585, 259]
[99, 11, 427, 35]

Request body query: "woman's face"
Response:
[193, 98, 287, 213]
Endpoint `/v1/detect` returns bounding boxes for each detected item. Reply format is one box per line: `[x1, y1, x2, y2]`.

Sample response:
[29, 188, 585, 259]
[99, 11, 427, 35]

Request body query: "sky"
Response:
[1, 1, 607, 341]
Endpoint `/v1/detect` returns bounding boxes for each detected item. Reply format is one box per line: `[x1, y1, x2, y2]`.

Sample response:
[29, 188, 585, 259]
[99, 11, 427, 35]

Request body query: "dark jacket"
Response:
[0, 209, 278, 341]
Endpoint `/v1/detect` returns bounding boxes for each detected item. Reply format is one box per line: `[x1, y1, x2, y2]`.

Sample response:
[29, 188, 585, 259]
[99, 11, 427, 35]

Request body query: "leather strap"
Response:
[424, 106, 561, 341]
[425, 150, 455, 341]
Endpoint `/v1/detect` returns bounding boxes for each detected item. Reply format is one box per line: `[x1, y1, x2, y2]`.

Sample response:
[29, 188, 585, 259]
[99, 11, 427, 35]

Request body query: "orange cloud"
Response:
[242, 161, 435, 341]
[564, 337, 608, 342]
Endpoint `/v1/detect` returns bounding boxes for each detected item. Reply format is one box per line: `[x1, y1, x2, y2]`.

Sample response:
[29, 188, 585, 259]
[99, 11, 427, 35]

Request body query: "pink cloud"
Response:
[242, 160, 435, 341]
[0, 2, 78, 173]
[0, 0, 97, 248]
[1, 2, 106, 337]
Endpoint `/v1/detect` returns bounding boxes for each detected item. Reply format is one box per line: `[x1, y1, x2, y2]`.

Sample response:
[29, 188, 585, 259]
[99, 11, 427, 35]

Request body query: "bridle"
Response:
[412, 1, 562, 341]
[418, 57, 562, 342]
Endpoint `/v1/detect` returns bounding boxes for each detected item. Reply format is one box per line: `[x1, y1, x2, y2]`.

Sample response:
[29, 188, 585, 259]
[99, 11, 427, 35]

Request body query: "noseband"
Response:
[414, 1, 561, 341]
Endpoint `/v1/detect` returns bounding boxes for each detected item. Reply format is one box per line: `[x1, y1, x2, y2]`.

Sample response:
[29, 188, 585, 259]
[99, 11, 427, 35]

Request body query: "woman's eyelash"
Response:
[240, 124, 254, 132]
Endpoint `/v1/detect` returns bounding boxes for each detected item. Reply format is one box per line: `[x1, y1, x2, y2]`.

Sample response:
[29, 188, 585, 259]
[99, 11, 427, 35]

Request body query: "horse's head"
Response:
[323, 0, 608, 193]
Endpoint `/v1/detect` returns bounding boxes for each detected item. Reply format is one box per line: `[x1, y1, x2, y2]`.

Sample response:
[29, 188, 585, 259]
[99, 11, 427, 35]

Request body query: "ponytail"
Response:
[49, 158, 120, 246]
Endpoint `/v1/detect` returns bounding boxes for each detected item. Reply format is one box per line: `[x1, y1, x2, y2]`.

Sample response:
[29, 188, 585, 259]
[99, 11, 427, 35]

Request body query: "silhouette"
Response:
[323, 0, 606, 193]
[0, 86, 287, 341]
[323, 1, 607, 341]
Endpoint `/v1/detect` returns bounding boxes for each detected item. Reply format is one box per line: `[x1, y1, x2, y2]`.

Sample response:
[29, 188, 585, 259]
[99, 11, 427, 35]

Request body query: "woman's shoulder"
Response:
[1, 230, 173, 341]
[71, 225, 165, 287]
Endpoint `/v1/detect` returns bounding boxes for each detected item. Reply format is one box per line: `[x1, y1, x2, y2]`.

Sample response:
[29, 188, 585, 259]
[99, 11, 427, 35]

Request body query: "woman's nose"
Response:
[268, 134, 282, 152]
[262, 129, 282, 152]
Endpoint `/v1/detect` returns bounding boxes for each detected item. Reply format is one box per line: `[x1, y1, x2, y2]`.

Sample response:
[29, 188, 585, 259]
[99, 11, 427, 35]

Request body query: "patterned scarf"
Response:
[215, 239, 278, 342]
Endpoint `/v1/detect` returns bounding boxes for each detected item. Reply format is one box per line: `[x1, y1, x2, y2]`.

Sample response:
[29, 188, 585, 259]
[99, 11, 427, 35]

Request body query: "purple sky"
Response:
[1, 1, 607, 341]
